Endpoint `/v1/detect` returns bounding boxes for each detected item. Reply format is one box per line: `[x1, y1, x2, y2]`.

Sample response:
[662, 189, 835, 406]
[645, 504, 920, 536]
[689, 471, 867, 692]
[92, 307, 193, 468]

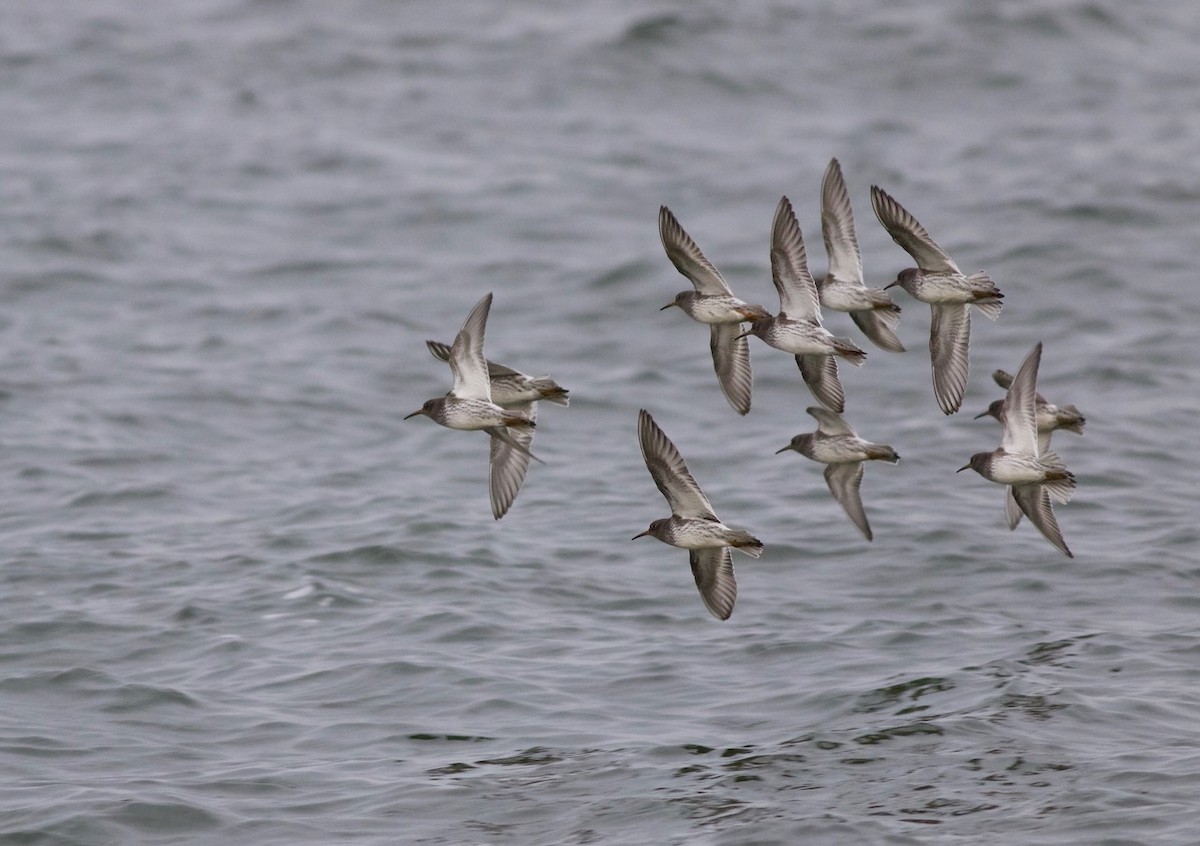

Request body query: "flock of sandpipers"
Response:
[407, 158, 1086, 620]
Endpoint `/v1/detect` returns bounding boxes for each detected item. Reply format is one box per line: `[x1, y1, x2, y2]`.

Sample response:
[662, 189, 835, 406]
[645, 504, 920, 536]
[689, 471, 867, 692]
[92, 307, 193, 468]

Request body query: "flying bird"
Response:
[426, 339, 567, 519]
[776, 406, 899, 541]
[871, 185, 1003, 414]
[742, 196, 867, 412]
[816, 158, 905, 352]
[975, 367, 1084, 455]
[959, 342, 1076, 557]
[406, 293, 539, 520]
[634, 409, 763, 620]
[657, 206, 771, 415]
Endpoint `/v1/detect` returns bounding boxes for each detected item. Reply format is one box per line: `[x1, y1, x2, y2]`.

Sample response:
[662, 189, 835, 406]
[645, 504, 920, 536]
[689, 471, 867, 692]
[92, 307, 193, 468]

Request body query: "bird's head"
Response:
[974, 400, 1005, 421]
[404, 398, 440, 420]
[632, 518, 668, 540]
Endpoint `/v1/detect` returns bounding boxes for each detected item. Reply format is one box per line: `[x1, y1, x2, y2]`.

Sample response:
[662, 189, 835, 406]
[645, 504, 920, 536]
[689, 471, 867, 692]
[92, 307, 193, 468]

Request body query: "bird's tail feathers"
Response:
[1039, 452, 1076, 503]
[972, 296, 1003, 321]
[869, 288, 902, 313]
[867, 444, 900, 463]
[833, 337, 867, 366]
[1059, 405, 1085, 433]
[968, 273, 1003, 320]
[532, 378, 570, 406]
[967, 270, 1000, 293]
[504, 412, 537, 431]
[731, 534, 764, 558]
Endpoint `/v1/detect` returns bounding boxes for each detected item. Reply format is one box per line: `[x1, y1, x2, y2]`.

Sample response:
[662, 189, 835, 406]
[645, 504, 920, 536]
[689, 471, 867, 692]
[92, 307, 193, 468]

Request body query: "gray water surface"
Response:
[2, 2, 1199, 844]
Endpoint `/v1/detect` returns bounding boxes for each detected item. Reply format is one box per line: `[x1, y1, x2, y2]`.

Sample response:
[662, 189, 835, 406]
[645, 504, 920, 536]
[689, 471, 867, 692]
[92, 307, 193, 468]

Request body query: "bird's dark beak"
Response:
[632, 529, 651, 540]
[404, 409, 424, 420]
[660, 302, 676, 311]
[973, 410, 989, 419]
[735, 329, 752, 339]
[956, 463, 971, 472]
[884, 281, 898, 290]
[775, 445, 792, 455]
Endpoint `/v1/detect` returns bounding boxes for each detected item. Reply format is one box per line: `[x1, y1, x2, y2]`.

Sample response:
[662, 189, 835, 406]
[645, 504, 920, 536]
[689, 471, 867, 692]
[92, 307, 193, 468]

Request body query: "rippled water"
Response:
[2, 1, 1199, 843]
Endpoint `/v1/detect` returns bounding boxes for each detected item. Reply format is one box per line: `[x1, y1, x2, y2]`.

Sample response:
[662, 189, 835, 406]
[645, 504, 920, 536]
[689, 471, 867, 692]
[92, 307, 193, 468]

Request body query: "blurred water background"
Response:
[2, 1, 1199, 843]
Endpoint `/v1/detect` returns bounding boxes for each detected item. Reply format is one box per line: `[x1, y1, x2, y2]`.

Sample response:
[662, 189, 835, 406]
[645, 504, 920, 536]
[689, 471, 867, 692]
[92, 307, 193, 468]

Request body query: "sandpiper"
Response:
[658, 206, 771, 415]
[425, 340, 567, 519]
[633, 409, 763, 620]
[742, 196, 867, 413]
[959, 342, 1076, 557]
[776, 406, 899, 541]
[816, 159, 905, 353]
[406, 293, 539, 520]
[975, 368, 1084, 455]
[870, 185, 1004, 415]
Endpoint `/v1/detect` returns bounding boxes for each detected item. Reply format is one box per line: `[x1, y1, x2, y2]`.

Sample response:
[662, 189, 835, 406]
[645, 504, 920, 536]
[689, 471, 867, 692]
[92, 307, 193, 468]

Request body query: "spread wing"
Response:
[806, 405, 856, 437]
[426, 339, 452, 364]
[929, 303, 971, 415]
[481, 360, 522, 378]
[426, 339, 521, 379]
[659, 206, 732, 296]
[689, 547, 737, 621]
[710, 323, 752, 416]
[487, 403, 536, 520]
[637, 409, 717, 520]
[1000, 342, 1042, 456]
[850, 309, 906, 353]
[1012, 483, 1073, 558]
[820, 158, 864, 287]
[993, 368, 1049, 404]
[824, 462, 872, 541]
[796, 354, 845, 413]
[770, 196, 822, 321]
[870, 185, 961, 274]
[449, 293, 493, 401]
[1005, 485, 1023, 529]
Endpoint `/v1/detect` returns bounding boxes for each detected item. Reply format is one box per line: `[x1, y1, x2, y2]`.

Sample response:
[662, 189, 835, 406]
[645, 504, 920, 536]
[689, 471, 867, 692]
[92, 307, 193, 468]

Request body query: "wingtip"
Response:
[773, 194, 797, 230]
[938, 392, 964, 415]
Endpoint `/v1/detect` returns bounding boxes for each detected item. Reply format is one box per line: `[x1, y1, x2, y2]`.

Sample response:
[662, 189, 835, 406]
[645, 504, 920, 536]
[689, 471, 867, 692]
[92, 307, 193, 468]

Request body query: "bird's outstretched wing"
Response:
[637, 410, 717, 520]
[820, 158, 864, 287]
[1012, 483, 1073, 558]
[1000, 342, 1042, 456]
[824, 462, 872, 541]
[449, 293, 494, 402]
[870, 186, 961, 274]
[770, 196, 822, 322]
[710, 323, 753, 416]
[659, 206, 733, 296]
[689, 547, 737, 621]
[930, 303, 971, 415]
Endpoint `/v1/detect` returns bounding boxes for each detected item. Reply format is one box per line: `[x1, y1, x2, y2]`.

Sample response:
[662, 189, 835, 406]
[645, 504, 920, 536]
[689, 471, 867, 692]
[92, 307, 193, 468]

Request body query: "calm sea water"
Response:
[2, 1, 1199, 843]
